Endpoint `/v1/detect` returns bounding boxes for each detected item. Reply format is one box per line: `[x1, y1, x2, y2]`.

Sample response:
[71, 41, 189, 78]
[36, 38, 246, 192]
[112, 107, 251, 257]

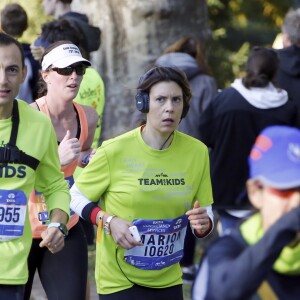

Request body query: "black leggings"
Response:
[79, 217, 95, 245]
[99, 284, 184, 300]
[24, 221, 88, 300]
[0, 285, 25, 300]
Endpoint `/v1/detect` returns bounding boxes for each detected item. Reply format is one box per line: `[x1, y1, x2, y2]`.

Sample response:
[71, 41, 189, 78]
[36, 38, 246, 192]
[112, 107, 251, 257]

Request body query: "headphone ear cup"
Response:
[135, 90, 149, 113]
[136, 67, 156, 114]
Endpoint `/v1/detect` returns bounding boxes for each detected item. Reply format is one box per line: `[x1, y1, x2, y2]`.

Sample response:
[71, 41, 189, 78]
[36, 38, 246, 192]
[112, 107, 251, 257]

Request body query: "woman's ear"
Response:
[41, 70, 49, 82]
[246, 179, 263, 210]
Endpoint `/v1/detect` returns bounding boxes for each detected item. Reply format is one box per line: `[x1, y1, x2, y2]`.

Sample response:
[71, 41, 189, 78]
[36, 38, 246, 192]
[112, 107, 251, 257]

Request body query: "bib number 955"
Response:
[0, 206, 21, 223]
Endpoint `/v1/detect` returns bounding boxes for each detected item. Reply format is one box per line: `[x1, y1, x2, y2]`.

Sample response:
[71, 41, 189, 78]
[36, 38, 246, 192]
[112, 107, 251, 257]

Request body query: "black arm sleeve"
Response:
[81, 202, 99, 222]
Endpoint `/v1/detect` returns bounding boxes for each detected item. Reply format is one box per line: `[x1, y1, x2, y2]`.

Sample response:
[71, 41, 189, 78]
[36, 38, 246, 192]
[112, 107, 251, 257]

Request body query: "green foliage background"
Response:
[207, 0, 295, 88]
[0, 0, 296, 89]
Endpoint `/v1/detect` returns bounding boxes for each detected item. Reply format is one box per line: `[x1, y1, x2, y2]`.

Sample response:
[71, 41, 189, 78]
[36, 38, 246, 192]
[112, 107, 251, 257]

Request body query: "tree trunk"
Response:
[72, 0, 210, 141]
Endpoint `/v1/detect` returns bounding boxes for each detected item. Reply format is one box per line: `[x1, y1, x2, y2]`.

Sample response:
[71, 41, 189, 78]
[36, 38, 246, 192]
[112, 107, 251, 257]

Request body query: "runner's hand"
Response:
[30, 45, 45, 61]
[40, 227, 65, 254]
[186, 200, 211, 236]
[109, 216, 143, 250]
[58, 130, 81, 166]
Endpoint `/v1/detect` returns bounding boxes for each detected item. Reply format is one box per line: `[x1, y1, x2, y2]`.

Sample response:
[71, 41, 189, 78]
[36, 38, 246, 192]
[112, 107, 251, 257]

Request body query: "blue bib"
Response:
[124, 214, 188, 270]
[0, 189, 27, 241]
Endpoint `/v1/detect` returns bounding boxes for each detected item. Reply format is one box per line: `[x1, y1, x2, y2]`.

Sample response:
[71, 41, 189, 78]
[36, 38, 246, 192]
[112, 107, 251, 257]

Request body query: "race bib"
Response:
[35, 191, 49, 223]
[65, 175, 74, 189]
[0, 189, 27, 241]
[124, 215, 188, 270]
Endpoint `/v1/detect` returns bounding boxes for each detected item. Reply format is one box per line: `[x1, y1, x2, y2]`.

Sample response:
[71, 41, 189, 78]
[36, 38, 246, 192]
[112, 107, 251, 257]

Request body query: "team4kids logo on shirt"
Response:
[138, 172, 185, 186]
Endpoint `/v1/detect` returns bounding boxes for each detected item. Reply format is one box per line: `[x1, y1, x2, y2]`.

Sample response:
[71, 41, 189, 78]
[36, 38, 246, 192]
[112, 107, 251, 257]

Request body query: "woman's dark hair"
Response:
[163, 37, 211, 75]
[37, 40, 73, 97]
[1, 3, 28, 38]
[59, 0, 73, 4]
[40, 18, 88, 59]
[137, 65, 192, 116]
[242, 46, 279, 88]
[0, 32, 25, 68]
[41, 19, 81, 46]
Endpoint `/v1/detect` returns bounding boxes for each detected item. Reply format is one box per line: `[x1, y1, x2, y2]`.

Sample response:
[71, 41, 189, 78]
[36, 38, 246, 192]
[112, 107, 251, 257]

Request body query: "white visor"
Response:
[42, 44, 91, 70]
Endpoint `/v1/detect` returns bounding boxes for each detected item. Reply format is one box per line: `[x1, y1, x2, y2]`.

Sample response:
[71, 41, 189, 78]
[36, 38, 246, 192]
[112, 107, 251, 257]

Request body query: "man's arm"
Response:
[34, 121, 71, 253]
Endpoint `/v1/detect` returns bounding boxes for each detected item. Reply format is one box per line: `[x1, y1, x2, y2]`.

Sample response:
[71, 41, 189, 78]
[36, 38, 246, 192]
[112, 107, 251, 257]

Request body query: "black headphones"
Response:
[135, 67, 190, 119]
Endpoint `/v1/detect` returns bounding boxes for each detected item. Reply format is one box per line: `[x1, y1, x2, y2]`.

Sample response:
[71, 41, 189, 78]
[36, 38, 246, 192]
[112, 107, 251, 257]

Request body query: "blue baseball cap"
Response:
[249, 125, 300, 189]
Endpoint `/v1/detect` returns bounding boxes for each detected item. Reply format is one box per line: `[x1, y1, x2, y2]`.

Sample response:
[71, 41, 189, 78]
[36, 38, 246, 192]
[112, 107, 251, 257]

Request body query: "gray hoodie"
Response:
[131, 52, 217, 140]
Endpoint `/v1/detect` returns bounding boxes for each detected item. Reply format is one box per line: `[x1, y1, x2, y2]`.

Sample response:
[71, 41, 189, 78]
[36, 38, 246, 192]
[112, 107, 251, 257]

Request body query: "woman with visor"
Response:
[24, 40, 98, 300]
[70, 66, 214, 300]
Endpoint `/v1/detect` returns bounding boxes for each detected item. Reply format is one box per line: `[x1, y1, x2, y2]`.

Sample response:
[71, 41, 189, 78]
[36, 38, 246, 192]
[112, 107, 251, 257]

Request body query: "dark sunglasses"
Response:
[50, 65, 87, 76]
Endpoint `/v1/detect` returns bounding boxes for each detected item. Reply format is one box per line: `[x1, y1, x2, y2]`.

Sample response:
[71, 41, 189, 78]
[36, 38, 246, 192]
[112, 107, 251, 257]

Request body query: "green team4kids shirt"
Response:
[0, 100, 70, 285]
[74, 127, 213, 294]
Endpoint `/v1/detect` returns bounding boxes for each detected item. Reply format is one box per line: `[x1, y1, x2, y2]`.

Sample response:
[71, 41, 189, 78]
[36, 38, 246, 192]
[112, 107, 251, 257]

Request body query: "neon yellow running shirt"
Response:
[75, 127, 213, 294]
[0, 100, 70, 285]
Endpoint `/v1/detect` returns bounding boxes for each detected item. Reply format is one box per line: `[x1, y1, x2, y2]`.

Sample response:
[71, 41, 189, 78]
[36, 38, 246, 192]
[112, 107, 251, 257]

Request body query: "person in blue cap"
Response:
[192, 125, 300, 300]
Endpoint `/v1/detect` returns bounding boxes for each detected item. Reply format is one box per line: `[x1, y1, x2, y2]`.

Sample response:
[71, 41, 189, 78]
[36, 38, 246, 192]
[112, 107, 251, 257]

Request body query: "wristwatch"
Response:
[48, 222, 68, 238]
[103, 215, 116, 235]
